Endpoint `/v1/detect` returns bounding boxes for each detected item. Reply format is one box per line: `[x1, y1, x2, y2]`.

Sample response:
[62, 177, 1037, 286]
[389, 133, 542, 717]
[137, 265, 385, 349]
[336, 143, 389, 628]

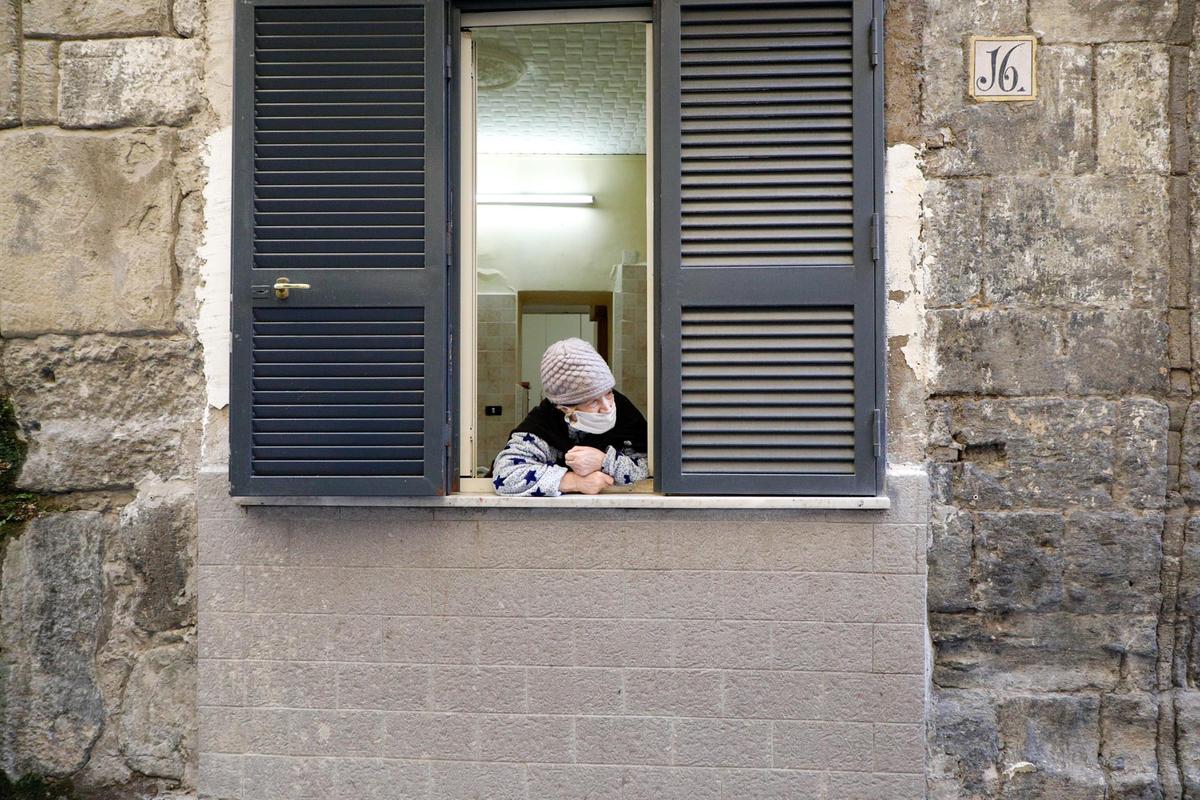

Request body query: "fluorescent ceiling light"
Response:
[477, 193, 594, 206]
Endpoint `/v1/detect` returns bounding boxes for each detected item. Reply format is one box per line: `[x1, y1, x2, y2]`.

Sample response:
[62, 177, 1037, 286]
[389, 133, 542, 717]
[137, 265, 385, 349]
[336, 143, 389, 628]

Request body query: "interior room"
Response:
[464, 20, 650, 476]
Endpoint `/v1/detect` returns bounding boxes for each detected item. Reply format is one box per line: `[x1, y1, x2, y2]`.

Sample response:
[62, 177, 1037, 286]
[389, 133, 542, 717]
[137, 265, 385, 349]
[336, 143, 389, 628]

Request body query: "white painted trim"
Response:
[644, 21, 655, 477]
[461, 9, 653, 27]
[459, 31, 479, 478]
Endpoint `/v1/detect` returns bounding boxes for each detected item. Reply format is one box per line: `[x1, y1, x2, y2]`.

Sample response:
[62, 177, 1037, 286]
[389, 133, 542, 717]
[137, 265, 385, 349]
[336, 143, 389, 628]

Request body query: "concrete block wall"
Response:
[196, 470, 930, 799]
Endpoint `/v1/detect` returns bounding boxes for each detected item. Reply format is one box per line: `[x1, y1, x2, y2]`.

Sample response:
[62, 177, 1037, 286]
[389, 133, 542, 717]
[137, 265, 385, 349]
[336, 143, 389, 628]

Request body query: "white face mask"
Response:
[568, 406, 617, 435]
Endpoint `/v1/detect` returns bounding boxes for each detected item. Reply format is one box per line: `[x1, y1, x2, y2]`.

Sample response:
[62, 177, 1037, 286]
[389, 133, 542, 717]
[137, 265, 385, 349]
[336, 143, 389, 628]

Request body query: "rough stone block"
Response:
[1099, 693, 1161, 799]
[1097, 44, 1171, 174]
[972, 512, 1066, 613]
[983, 177, 1169, 307]
[1113, 399, 1170, 510]
[945, 399, 1117, 510]
[924, 45, 1094, 176]
[174, 0, 203, 36]
[995, 694, 1106, 794]
[928, 504, 974, 613]
[0, 130, 178, 336]
[1031, 0, 1177, 43]
[116, 480, 198, 634]
[23, 0, 168, 37]
[0, 513, 107, 778]
[59, 38, 203, 128]
[1179, 691, 1200, 797]
[2, 335, 204, 491]
[118, 642, 194, 780]
[928, 309, 1066, 395]
[932, 611, 1157, 692]
[20, 41, 58, 125]
[923, 179, 982, 307]
[1, 2, 19, 127]
[1062, 512, 1163, 615]
[1064, 310, 1169, 394]
[928, 690, 1000, 797]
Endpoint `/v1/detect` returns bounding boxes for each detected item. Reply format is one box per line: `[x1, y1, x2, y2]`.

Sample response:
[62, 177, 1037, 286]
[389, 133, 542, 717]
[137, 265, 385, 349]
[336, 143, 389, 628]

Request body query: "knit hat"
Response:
[539, 338, 615, 406]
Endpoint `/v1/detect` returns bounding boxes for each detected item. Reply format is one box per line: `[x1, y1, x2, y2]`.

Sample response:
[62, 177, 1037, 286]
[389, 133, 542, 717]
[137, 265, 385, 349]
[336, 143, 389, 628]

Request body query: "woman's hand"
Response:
[565, 446, 607, 476]
[560, 470, 614, 495]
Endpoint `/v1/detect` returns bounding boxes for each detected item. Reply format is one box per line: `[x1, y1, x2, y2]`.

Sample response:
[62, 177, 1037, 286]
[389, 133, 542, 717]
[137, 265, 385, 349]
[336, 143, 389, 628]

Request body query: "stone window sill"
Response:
[233, 493, 891, 510]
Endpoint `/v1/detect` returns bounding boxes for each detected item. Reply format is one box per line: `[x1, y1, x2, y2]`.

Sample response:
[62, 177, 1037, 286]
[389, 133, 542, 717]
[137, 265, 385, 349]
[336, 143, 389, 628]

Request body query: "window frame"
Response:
[228, 0, 887, 500]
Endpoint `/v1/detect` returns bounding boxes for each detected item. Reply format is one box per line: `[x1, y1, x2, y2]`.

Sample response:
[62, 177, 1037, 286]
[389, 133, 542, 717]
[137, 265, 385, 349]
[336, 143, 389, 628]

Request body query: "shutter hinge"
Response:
[872, 409, 882, 458]
[869, 16, 881, 67]
[870, 212, 881, 262]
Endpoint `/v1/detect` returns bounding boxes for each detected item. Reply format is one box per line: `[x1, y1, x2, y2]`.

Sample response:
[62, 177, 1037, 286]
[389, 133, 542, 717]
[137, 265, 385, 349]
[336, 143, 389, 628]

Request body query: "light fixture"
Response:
[477, 193, 595, 206]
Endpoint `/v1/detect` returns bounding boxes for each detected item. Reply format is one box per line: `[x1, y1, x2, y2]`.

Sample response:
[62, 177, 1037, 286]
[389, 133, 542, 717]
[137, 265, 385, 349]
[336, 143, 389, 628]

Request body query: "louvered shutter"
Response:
[230, 0, 448, 496]
[655, 0, 882, 495]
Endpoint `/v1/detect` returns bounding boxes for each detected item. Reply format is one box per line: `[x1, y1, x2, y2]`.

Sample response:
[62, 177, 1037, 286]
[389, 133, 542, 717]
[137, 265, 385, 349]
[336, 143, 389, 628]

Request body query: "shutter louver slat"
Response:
[251, 0, 426, 266]
[680, 307, 856, 475]
[250, 307, 425, 478]
[659, 0, 878, 495]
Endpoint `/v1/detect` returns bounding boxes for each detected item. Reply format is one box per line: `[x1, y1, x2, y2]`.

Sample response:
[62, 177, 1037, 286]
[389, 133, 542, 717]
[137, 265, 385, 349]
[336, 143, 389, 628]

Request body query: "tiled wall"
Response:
[197, 471, 929, 799]
[612, 262, 648, 414]
[476, 293, 520, 475]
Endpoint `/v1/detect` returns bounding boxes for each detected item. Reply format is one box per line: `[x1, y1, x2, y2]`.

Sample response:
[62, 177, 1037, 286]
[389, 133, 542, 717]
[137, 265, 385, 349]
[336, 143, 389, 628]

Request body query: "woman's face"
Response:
[564, 391, 615, 416]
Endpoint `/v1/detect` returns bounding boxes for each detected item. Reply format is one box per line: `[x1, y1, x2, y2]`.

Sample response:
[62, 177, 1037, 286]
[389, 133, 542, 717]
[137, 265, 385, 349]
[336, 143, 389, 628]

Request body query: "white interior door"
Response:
[521, 313, 598, 411]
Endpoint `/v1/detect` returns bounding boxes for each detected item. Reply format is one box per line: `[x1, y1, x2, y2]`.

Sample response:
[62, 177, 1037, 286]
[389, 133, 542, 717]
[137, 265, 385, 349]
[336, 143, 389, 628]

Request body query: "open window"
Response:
[455, 14, 654, 489]
[229, 0, 885, 499]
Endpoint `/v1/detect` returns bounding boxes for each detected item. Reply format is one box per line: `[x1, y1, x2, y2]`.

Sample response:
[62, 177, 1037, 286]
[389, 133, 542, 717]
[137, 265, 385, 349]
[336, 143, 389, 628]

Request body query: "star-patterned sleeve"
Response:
[601, 445, 650, 486]
[491, 432, 569, 496]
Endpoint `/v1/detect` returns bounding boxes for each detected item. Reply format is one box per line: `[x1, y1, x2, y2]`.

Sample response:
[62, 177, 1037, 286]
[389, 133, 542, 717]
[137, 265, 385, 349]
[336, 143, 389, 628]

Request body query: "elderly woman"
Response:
[492, 338, 649, 496]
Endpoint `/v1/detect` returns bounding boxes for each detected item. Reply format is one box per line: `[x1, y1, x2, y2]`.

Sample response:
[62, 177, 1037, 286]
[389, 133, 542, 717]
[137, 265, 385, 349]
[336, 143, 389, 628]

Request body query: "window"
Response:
[229, 0, 884, 498]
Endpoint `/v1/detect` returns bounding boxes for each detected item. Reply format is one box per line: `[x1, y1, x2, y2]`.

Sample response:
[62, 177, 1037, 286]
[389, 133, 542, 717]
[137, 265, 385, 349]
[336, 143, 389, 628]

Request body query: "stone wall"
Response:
[4, 0, 1198, 796]
[0, 0, 215, 795]
[886, 0, 1200, 796]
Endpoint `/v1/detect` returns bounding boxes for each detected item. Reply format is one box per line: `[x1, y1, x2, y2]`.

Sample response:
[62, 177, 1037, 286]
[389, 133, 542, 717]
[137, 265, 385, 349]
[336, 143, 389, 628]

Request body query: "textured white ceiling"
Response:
[472, 23, 647, 155]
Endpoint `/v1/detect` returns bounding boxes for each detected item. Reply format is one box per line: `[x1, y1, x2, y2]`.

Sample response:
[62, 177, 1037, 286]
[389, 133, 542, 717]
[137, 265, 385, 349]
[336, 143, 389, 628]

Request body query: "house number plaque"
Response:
[969, 36, 1037, 101]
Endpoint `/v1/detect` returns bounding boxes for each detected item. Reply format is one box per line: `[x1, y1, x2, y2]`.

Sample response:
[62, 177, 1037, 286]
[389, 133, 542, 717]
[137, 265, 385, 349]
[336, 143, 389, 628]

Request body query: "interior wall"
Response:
[476, 154, 647, 292]
[476, 293, 519, 475]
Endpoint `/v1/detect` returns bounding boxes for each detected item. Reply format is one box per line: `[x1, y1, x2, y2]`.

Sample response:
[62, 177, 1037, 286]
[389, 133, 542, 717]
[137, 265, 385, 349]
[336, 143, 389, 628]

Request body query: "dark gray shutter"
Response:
[230, 0, 447, 496]
[655, 0, 882, 495]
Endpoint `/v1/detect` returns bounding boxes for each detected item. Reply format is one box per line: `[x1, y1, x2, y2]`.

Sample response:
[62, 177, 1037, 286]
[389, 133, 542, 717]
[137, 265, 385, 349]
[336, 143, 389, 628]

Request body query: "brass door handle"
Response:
[273, 277, 311, 300]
